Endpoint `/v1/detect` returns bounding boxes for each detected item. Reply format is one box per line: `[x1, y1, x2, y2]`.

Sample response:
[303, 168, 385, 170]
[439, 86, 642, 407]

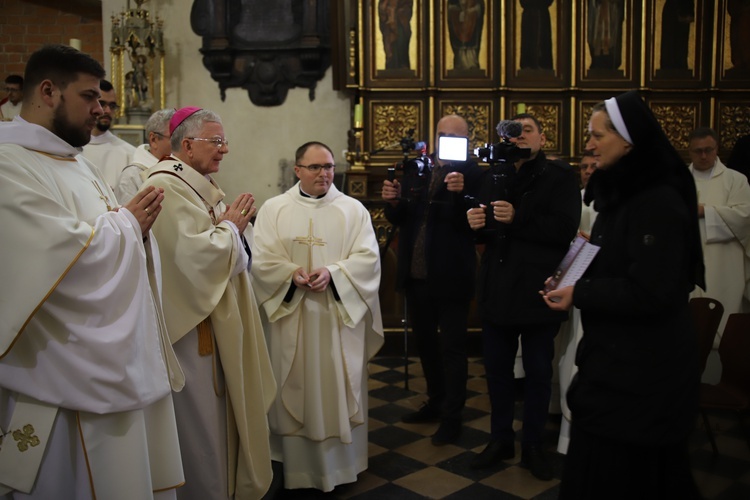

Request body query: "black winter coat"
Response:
[570, 155, 699, 446]
[476, 151, 581, 326]
[385, 159, 484, 299]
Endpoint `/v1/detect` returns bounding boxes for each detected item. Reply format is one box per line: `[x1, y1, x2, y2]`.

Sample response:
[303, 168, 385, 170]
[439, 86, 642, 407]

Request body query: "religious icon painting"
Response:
[506, 0, 570, 88]
[647, 0, 710, 88]
[716, 0, 750, 86]
[369, 0, 427, 87]
[436, 0, 497, 86]
[577, 0, 640, 88]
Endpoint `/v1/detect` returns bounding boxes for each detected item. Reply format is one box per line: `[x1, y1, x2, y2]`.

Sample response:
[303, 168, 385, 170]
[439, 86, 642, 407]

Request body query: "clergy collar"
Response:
[298, 186, 327, 199]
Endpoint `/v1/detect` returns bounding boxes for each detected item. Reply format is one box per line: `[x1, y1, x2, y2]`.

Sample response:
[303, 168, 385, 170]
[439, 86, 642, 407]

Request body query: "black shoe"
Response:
[521, 444, 553, 481]
[401, 403, 441, 423]
[470, 439, 515, 469]
[431, 420, 461, 446]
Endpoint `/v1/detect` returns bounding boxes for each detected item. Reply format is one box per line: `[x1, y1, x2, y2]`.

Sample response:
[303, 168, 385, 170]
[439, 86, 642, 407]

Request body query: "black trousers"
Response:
[406, 279, 470, 423]
[481, 321, 559, 444]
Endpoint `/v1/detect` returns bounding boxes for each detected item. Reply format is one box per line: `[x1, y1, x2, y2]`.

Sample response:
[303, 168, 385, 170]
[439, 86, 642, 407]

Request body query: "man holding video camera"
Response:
[467, 114, 580, 479]
[382, 114, 483, 445]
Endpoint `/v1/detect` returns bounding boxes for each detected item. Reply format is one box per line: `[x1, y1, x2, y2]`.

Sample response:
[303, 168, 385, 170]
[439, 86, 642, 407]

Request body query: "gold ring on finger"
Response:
[145, 207, 150, 215]
[241, 209, 247, 216]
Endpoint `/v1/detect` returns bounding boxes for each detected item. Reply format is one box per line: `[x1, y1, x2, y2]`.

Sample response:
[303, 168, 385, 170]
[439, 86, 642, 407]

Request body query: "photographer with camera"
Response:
[467, 114, 580, 479]
[382, 114, 483, 445]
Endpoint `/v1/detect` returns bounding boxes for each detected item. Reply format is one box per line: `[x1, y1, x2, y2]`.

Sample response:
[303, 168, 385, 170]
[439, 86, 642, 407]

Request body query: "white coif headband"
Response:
[604, 97, 633, 145]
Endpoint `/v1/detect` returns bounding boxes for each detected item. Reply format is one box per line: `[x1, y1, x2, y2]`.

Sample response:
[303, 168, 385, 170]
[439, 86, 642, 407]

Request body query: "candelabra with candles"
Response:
[110, 0, 165, 124]
[344, 103, 370, 198]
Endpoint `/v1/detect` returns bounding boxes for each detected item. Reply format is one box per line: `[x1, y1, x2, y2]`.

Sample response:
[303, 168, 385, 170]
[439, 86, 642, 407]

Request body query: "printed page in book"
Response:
[544, 234, 600, 293]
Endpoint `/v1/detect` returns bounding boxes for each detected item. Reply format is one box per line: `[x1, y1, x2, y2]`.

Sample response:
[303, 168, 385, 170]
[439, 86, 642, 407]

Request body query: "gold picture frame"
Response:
[507, 0, 570, 87]
[369, 0, 426, 87]
[437, 0, 496, 85]
[577, 0, 639, 87]
[647, 0, 707, 87]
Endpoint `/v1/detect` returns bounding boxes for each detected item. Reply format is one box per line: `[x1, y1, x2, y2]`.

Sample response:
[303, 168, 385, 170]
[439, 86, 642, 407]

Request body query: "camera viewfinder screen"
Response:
[438, 136, 468, 162]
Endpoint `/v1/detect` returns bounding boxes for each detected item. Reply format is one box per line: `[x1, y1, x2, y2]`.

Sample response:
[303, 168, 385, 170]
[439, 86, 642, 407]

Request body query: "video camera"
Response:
[395, 129, 432, 178]
[469, 120, 532, 236]
[473, 120, 531, 165]
[380, 129, 433, 202]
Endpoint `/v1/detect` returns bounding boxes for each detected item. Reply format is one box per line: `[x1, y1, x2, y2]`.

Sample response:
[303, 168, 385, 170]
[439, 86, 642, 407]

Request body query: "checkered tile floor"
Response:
[269, 357, 750, 499]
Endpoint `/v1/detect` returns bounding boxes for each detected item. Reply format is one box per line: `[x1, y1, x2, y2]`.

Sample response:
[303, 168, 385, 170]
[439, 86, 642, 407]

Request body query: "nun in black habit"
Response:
[542, 91, 705, 499]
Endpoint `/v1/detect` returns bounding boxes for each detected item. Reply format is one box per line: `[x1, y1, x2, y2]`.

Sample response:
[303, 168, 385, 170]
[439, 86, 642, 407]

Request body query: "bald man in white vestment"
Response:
[0, 44, 184, 500]
[141, 107, 276, 500]
[251, 141, 384, 492]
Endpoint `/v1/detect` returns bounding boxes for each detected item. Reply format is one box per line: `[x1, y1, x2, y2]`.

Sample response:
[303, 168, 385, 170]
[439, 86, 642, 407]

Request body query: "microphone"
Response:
[496, 120, 522, 140]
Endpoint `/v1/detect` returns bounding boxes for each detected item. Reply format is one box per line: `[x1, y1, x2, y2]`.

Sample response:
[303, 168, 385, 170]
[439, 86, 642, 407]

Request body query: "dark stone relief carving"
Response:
[190, 0, 331, 106]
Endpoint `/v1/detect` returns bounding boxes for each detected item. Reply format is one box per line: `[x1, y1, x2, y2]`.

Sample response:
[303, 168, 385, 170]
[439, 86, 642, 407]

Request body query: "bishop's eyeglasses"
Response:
[296, 163, 335, 173]
[187, 137, 230, 148]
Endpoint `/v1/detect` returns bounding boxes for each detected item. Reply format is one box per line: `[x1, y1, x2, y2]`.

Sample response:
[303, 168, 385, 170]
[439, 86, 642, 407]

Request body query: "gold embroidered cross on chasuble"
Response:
[293, 219, 326, 273]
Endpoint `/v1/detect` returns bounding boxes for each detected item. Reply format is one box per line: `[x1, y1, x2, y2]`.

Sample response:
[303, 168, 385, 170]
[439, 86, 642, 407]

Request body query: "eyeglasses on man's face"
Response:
[296, 163, 335, 173]
[98, 100, 120, 111]
[4, 87, 21, 93]
[187, 136, 229, 148]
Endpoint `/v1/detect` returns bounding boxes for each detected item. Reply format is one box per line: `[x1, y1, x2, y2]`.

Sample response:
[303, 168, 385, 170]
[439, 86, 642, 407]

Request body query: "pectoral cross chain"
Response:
[92, 181, 112, 211]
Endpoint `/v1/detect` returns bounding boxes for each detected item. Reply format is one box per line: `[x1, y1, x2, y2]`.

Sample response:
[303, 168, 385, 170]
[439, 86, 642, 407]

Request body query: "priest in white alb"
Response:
[251, 141, 384, 492]
[0, 44, 184, 499]
[80, 79, 136, 189]
[687, 127, 750, 382]
[141, 107, 277, 500]
[114, 108, 174, 202]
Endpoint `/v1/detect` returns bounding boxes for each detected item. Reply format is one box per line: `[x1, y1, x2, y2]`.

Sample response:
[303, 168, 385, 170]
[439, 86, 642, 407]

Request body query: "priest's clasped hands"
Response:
[293, 267, 331, 293]
[123, 185, 164, 237]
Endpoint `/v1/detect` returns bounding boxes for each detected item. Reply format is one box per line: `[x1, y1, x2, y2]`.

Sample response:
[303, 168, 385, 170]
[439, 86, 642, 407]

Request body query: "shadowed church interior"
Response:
[3, 0, 750, 498]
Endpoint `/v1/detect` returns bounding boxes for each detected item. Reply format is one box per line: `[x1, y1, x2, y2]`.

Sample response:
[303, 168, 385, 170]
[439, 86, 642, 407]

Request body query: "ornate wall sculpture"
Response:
[190, 0, 331, 106]
[110, 0, 165, 123]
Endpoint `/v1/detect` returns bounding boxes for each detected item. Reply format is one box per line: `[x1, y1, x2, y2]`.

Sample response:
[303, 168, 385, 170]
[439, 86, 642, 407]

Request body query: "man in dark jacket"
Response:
[382, 114, 483, 445]
[467, 114, 580, 479]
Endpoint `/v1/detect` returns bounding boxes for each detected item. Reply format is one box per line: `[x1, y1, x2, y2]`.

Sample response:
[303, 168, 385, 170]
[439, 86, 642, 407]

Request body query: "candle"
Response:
[353, 103, 363, 128]
[517, 102, 526, 114]
[70, 38, 81, 51]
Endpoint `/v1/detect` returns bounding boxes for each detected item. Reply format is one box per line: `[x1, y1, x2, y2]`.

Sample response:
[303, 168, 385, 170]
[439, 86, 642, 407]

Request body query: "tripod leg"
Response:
[403, 295, 409, 391]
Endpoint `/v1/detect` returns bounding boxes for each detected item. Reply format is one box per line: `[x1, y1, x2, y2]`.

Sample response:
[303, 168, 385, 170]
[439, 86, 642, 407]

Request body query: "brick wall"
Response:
[0, 0, 103, 97]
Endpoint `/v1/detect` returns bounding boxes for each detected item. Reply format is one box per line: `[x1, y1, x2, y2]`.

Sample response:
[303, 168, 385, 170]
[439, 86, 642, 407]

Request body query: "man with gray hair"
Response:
[141, 107, 276, 500]
[115, 108, 174, 201]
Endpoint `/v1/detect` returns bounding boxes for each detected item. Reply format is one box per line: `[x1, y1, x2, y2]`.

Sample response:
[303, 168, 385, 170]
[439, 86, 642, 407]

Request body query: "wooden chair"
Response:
[689, 297, 724, 375]
[699, 312, 750, 457]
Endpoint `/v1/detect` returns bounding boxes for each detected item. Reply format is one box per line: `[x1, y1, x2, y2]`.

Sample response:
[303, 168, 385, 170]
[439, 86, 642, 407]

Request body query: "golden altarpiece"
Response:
[331, 0, 750, 340]
[109, 0, 166, 145]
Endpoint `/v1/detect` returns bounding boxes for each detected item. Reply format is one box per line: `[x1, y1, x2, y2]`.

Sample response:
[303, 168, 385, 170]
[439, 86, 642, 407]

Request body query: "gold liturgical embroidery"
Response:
[293, 219, 326, 273]
[12, 424, 40, 452]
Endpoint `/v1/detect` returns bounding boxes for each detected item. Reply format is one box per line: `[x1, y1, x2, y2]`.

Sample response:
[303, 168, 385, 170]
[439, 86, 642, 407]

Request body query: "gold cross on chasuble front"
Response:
[293, 219, 326, 273]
